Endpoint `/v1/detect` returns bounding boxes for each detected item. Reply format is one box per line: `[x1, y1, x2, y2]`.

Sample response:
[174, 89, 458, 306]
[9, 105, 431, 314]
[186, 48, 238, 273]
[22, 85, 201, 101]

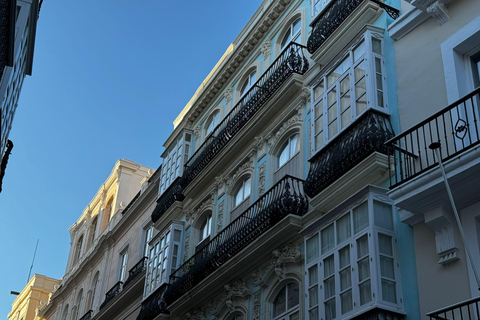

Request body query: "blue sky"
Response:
[0, 0, 262, 316]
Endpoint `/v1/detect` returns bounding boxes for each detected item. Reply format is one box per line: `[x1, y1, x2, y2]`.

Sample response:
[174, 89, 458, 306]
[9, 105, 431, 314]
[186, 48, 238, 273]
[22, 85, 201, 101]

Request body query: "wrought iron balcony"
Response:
[182, 42, 309, 189]
[99, 281, 123, 310]
[136, 285, 169, 320]
[386, 87, 480, 188]
[304, 109, 394, 198]
[307, 0, 399, 54]
[123, 257, 147, 288]
[427, 296, 480, 320]
[78, 310, 93, 320]
[164, 175, 308, 305]
[151, 177, 185, 223]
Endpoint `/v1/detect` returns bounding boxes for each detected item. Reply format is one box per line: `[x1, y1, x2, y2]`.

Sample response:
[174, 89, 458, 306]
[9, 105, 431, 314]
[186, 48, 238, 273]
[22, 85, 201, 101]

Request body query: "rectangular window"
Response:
[305, 192, 401, 319]
[311, 31, 387, 155]
[119, 251, 128, 282]
[143, 225, 154, 257]
[312, 0, 333, 18]
[144, 221, 184, 298]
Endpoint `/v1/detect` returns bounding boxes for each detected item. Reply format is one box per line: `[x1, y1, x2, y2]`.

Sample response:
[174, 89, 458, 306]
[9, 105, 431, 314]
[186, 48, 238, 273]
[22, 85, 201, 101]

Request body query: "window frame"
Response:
[280, 17, 302, 50]
[310, 30, 388, 156]
[204, 109, 221, 138]
[119, 250, 128, 283]
[233, 177, 252, 208]
[304, 192, 402, 320]
[272, 281, 301, 320]
[277, 133, 300, 170]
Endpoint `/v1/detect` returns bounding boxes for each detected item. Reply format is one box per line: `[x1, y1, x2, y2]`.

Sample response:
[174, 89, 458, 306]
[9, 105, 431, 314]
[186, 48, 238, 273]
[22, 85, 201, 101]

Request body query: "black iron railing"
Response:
[182, 42, 309, 188]
[307, 0, 399, 54]
[164, 175, 308, 304]
[386, 87, 480, 188]
[99, 281, 123, 310]
[304, 109, 394, 198]
[427, 296, 480, 320]
[123, 257, 147, 288]
[78, 310, 93, 320]
[136, 285, 169, 320]
[151, 177, 185, 223]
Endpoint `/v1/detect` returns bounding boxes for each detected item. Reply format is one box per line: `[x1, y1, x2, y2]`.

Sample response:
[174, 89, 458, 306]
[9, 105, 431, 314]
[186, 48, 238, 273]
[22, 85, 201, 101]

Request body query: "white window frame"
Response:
[204, 109, 220, 138]
[119, 250, 128, 282]
[200, 214, 213, 242]
[143, 224, 154, 258]
[234, 177, 252, 208]
[304, 192, 403, 320]
[272, 282, 301, 320]
[280, 18, 302, 50]
[239, 69, 257, 98]
[277, 133, 300, 169]
[310, 30, 388, 156]
[311, 0, 333, 19]
[144, 221, 184, 299]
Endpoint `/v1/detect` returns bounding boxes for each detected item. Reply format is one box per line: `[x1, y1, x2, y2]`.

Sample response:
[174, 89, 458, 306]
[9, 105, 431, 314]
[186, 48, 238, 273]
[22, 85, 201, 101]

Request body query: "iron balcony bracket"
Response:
[370, 0, 400, 19]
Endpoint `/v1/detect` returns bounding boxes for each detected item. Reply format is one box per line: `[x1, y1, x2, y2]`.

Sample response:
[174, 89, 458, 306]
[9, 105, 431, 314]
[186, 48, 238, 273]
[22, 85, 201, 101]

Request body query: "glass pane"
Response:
[376, 74, 383, 91]
[341, 107, 351, 127]
[235, 189, 243, 206]
[328, 57, 351, 87]
[337, 213, 351, 244]
[382, 279, 397, 303]
[375, 57, 382, 72]
[279, 142, 289, 167]
[273, 286, 286, 316]
[324, 277, 335, 299]
[290, 135, 299, 155]
[309, 307, 319, 320]
[358, 258, 370, 282]
[306, 235, 319, 264]
[244, 178, 251, 198]
[328, 118, 337, 138]
[354, 61, 365, 81]
[325, 299, 336, 320]
[340, 268, 351, 291]
[314, 100, 323, 119]
[308, 286, 318, 307]
[287, 282, 300, 309]
[340, 290, 353, 314]
[314, 80, 324, 100]
[174, 229, 181, 242]
[374, 201, 393, 231]
[354, 41, 366, 62]
[339, 246, 350, 269]
[340, 93, 350, 112]
[321, 224, 335, 254]
[380, 256, 395, 279]
[353, 202, 369, 234]
[378, 233, 393, 256]
[356, 91, 367, 114]
[315, 132, 324, 150]
[315, 116, 323, 134]
[377, 91, 384, 108]
[290, 311, 300, 320]
[357, 235, 369, 258]
[309, 265, 318, 285]
[359, 280, 372, 305]
[372, 38, 382, 54]
[340, 76, 349, 96]
[324, 255, 335, 277]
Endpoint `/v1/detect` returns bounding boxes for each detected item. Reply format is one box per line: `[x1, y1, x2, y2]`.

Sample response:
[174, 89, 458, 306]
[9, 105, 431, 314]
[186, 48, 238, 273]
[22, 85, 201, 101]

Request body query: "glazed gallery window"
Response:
[311, 0, 332, 18]
[144, 222, 183, 298]
[281, 18, 301, 49]
[278, 134, 300, 168]
[239, 70, 257, 97]
[311, 31, 387, 153]
[305, 195, 401, 320]
[143, 225, 154, 258]
[205, 110, 220, 137]
[273, 282, 300, 319]
[234, 177, 251, 207]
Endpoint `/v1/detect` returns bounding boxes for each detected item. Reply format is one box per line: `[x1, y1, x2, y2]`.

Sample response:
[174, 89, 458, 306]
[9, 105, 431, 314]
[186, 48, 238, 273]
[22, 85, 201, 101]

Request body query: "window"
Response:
[311, 31, 386, 153]
[311, 0, 332, 18]
[144, 222, 184, 298]
[89, 217, 98, 248]
[205, 110, 220, 137]
[273, 282, 300, 319]
[305, 194, 401, 320]
[74, 235, 84, 264]
[278, 134, 300, 168]
[144, 225, 154, 258]
[239, 70, 257, 97]
[62, 305, 69, 320]
[119, 251, 128, 282]
[200, 214, 212, 241]
[102, 198, 113, 231]
[234, 177, 251, 207]
[472, 51, 480, 89]
[90, 272, 99, 310]
[281, 18, 301, 49]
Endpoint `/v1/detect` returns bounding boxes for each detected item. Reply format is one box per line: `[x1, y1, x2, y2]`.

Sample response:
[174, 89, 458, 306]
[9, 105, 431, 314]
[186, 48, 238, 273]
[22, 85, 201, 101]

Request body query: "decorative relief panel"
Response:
[258, 163, 266, 195]
[253, 290, 261, 320]
[217, 201, 224, 232]
[184, 233, 190, 261]
[267, 108, 303, 150]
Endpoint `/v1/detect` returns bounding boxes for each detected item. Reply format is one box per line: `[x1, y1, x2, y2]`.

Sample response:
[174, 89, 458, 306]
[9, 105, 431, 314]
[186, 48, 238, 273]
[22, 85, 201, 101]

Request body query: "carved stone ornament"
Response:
[406, 0, 449, 24]
[185, 209, 197, 226]
[217, 201, 224, 232]
[224, 86, 233, 105]
[230, 159, 255, 187]
[267, 108, 303, 149]
[270, 244, 303, 280]
[184, 233, 190, 261]
[223, 279, 249, 312]
[194, 125, 201, 139]
[424, 206, 459, 265]
[258, 163, 266, 196]
[302, 86, 312, 103]
[261, 42, 271, 58]
[253, 290, 261, 320]
[186, 309, 205, 320]
[252, 269, 263, 287]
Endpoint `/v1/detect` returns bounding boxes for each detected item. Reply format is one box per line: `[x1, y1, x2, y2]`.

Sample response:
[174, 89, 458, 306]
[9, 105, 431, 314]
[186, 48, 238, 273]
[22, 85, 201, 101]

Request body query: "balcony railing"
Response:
[307, 0, 399, 54]
[123, 257, 147, 288]
[99, 281, 123, 310]
[164, 175, 308, 305]
[78, 310, 93, 320]
[427, 296, 480, 320]
[386, 87, 480, 188]
[304, 109, 394, 198]
[151, 177, 185, 223]
[182, 42, 309, 188]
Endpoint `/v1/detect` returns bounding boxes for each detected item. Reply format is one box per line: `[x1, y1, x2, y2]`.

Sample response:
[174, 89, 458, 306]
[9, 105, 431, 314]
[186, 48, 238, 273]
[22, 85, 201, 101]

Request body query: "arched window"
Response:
[88, 217, 98, 248]
[74, 235, 84, 265]
[102, 198, 113, 231]
[72, 289, 83, 320]
[281, 18, 301, 50]
[200, 214, 212, 242]
[278, 134, 300, 168]
[90, 272, 100, 310]
[239, 70, 257, 97]
[234, 177, 251, 207]
[205, 110, 220, 137]
[62, 305, 69, 320]
[272, 282, 300, 319]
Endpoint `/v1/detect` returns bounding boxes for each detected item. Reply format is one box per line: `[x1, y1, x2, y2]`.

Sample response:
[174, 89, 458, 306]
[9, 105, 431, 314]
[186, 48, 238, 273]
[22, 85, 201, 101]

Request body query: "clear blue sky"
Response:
[0, 0, 262, 317]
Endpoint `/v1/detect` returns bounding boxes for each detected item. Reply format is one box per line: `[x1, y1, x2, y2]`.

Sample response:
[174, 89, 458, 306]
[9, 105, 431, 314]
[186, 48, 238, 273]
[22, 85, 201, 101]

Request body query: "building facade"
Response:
[28, 0, 468, 319]
[0, 0, 40, 192]
[8, 274, 61, 320]
[387, 0, 480, 319]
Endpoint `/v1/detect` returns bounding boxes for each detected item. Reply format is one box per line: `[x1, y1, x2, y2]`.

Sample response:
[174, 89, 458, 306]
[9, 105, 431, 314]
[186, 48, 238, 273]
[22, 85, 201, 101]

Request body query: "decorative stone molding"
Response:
[228, 158, 255, 189]
[270, 244, 302, 280]
[267, 108, 303, 150]
[223, 279, 249, 312]
[258, 163, 266, 195]
[252, 269, 263, 287]
[406, 0, 449, 24]
[253, 290, 261, 320]
[261, 42, 271, 59]
[184, 233, 190, 261]
[194, 125, 201, 140]
[424, 206, 459, 265]
[186, 309, 205, 320]
[302, 86, 311, 103]
[254, 135, 268, 159]
[224, 86, 233, 105]
[217, 201, 224, 232]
